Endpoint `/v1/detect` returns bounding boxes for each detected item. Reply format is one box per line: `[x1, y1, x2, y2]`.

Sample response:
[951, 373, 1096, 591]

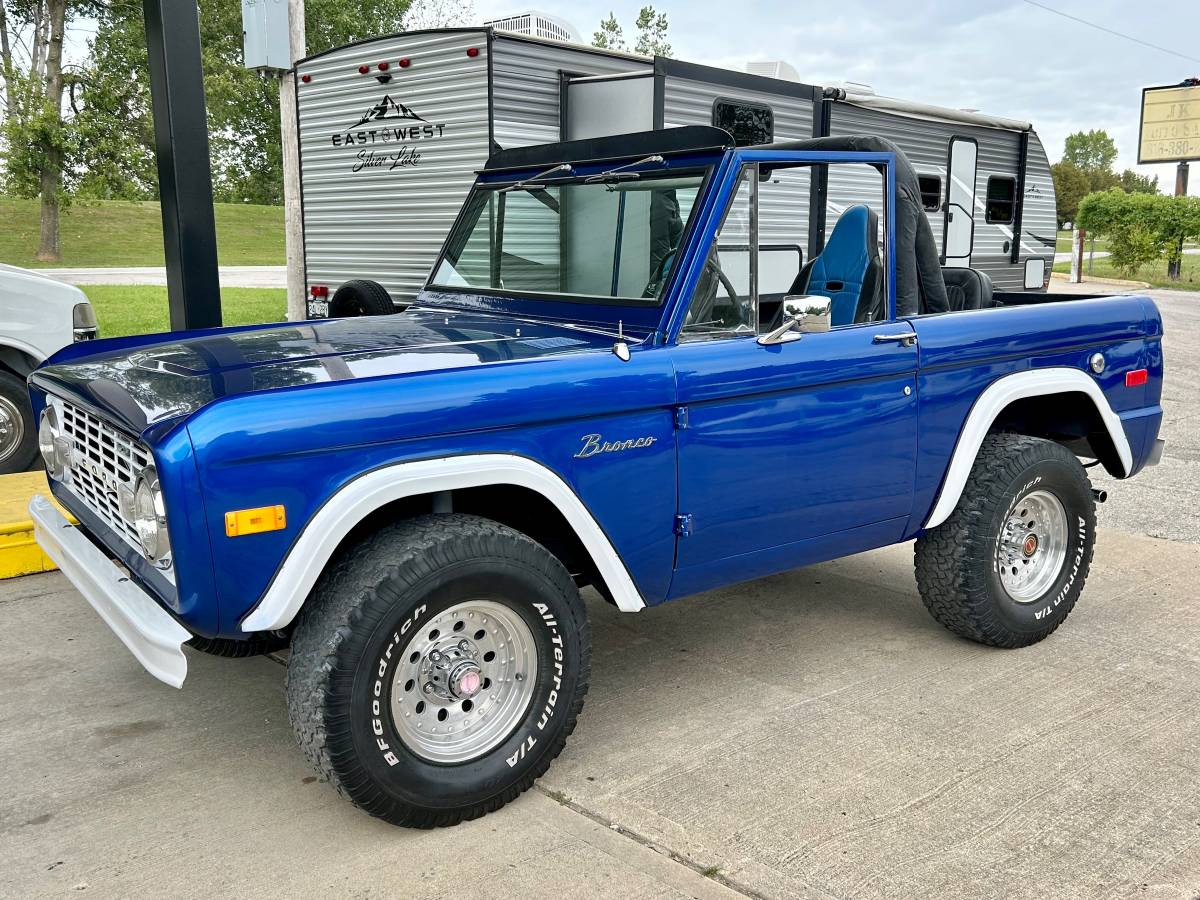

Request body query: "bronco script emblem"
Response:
[574, 433, 658, 459]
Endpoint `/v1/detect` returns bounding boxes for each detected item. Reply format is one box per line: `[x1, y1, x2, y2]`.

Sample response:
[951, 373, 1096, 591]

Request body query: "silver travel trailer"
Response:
[293, 27, 1057, 317]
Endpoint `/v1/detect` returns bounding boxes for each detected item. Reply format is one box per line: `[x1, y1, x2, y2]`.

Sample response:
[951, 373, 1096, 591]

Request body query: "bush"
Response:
[1077, 190, 1200, 278]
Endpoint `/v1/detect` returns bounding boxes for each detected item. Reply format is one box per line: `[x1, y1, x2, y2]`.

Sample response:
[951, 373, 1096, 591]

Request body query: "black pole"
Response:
[1168, 161, 1190, 281]
[143, 0, 222, 330]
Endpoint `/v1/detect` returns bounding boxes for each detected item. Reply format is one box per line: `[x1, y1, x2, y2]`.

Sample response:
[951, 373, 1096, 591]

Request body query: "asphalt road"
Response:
[2, 283, 1197, 899]
[1055, 282, 1200, 543]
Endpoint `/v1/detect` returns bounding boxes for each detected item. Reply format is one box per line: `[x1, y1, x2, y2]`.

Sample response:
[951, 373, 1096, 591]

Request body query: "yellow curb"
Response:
[0, 471, 75, 579]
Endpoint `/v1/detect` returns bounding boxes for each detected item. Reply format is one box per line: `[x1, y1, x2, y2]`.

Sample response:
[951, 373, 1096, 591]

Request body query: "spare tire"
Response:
[329, 279, 395, 317]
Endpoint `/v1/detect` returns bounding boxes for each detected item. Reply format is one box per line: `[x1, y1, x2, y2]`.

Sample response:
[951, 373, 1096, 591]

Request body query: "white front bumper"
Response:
[31, 495, 190, 688]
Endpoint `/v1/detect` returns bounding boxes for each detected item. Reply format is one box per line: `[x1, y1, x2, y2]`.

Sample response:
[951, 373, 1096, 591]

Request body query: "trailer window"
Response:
[918, 175, 942, 211]
[712, 99, 774, 147]
[430, 173, 706, 302]
[985, 176, 1017, 224]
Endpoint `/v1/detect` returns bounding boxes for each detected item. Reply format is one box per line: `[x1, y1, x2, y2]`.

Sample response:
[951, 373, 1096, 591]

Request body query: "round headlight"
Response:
[133, 468, 170, 562]
[38, 407, 66, 479]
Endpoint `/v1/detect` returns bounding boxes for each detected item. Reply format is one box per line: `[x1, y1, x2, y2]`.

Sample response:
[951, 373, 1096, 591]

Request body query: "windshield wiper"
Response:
[583, 155, 666, 184]
[498, 163, 574, 193]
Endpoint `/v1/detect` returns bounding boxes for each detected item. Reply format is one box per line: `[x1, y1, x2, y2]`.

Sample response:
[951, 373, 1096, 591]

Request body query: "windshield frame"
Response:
[423, 155, 719, 310]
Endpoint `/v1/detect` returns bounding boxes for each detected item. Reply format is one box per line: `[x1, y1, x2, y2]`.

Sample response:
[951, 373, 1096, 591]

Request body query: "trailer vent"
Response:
[485, 11, 582, 44]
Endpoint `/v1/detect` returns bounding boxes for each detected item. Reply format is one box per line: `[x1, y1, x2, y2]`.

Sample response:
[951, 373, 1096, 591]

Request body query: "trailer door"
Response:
[942, 137, 977, 267]
[564, 73, 654, 140]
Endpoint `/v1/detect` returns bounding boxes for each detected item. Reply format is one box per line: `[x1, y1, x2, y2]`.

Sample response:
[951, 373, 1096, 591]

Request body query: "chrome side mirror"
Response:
[757, 295, 832, 346]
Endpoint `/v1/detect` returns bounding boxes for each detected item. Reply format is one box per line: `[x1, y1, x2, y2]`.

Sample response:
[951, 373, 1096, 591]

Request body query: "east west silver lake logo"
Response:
[574, 433, 658, 459]
[331, 95, 448, 173]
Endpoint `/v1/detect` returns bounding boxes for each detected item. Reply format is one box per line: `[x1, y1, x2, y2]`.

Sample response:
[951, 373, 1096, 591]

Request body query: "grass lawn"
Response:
[1055, 229, 1112, 253]
[1052, 256, 1200, 290]
[83, 286, 287, 338]
[0, 198, 284, 268]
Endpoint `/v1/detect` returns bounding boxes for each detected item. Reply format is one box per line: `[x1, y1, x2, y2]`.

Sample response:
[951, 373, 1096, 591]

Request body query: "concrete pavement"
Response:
[2, 529, 1198, 899]
[37, 266, 286, 289]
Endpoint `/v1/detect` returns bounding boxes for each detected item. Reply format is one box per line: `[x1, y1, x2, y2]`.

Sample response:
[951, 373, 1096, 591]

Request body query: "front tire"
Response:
[286, 514, 590, 827]
[0, 371, 37, 474]
[915, 434, 1096, 648]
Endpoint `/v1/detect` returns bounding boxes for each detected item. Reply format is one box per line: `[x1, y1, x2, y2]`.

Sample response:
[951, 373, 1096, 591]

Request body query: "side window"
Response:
[918, 175, 942, 212]
[712, 99, 774, 146]
[680, 168, 753, 341]
[985, 176, 1017, 224]
[681, 160, 888, 342]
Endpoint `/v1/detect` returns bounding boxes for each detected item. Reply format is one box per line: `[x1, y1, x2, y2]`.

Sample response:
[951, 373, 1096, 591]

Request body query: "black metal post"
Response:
[1168, 161, 1190, 281]
[143, 0, 222, 330]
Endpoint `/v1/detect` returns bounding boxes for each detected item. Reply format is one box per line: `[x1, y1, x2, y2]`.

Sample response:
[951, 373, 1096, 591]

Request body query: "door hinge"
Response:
[674, 513, 694, 537]
[673, 406, 689, 429]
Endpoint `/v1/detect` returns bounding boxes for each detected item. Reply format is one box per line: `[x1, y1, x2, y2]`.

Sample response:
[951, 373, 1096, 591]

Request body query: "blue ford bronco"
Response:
[29, 128, 1164, 827]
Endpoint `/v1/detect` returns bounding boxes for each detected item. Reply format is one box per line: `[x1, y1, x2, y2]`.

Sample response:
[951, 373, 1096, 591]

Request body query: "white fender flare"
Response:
[240, 454, 646, 632]
[922, 368, 1132, 530]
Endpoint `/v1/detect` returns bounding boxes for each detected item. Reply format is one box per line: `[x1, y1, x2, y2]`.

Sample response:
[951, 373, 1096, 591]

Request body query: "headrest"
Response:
[821, 205, 878, 271]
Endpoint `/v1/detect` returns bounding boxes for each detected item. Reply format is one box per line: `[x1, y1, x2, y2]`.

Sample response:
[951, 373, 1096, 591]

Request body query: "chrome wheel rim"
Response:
[997, 489, 1069, 603]
[389, 600, 537, 764]
[0, 396, 25, 464]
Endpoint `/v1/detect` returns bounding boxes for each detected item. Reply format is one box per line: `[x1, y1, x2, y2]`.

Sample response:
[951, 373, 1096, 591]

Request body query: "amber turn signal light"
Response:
[225, 505, 286, 537]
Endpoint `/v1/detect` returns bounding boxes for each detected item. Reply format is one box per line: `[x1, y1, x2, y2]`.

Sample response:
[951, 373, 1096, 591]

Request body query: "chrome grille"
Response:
[59, 400, 151, 551]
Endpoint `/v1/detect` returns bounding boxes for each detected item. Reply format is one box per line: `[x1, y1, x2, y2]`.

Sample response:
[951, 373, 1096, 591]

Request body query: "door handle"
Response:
[873, 333, 918, 347]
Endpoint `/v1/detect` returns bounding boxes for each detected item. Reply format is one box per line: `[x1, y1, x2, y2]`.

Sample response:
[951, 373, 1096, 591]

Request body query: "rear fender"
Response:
[922, 367, 1132, 530]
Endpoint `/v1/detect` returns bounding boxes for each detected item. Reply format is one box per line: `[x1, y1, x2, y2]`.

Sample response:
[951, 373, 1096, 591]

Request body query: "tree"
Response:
[1117, 168, 1158, 195]
[1077, 189, 1200, 278]
[593, 7, 672, 57]
[402, 0, 474, 30]
[1050, 160, 1089, 227]
[70, 0, 414, 205]
[592, 13, 625, 51]
[1063, 129, 1118, 179]
[0, 0, 77, 260]
[633, 6, 670, 57]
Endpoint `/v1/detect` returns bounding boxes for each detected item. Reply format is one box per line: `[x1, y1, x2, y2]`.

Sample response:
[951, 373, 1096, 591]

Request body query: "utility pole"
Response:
[279, 0, 306, 321]
[1168, 161, 1190, 281]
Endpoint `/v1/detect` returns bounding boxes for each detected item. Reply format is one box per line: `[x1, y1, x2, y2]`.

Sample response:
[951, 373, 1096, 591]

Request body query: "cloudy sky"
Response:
[476, 0, 1198, 194]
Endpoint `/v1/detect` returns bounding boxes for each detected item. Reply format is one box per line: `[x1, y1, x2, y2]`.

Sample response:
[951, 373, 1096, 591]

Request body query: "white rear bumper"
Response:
[31, 495, 190, 688]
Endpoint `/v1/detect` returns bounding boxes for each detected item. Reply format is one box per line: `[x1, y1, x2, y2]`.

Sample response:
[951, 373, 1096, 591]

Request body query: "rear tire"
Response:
[329, 279, 394, 316]
[0, 371, 37, 475]
[286, 514, 590, 827]
[915, 434, 1095, 648]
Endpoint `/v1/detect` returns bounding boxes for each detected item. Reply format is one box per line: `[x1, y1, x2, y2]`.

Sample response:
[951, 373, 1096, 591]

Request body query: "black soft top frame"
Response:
[483, 126, 735, 173]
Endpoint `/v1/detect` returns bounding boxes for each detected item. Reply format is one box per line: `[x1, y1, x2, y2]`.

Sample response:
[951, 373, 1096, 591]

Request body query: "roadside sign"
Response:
[1138, 83, 1200, 164]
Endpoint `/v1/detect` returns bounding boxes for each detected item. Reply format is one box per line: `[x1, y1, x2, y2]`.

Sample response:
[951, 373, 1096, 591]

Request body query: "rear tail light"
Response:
[1125, 369, 1148, 387]
[310, 285, 329, 298]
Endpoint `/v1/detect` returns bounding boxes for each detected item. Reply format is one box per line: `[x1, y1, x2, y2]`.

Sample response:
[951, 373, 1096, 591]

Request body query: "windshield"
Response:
[429, 172, 706, 302]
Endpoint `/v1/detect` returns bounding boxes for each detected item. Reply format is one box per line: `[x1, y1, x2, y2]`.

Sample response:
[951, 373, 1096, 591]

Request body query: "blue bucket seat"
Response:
[791, 204, 883, 326]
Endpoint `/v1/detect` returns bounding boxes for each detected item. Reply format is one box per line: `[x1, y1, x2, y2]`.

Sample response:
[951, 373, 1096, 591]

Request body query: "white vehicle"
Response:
[0, 264, 98, 473]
